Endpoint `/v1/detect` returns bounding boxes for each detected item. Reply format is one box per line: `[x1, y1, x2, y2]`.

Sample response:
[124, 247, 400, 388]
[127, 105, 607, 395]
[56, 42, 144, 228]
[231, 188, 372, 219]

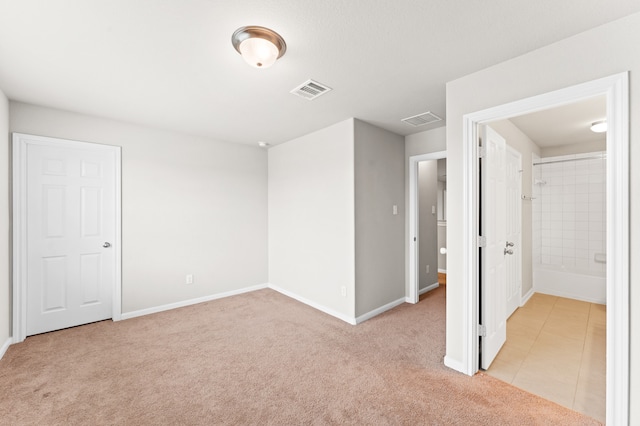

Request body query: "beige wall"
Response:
[9, 102, 268, 314]
[0, 90, 9, 349]
[488, 120, 541, 299]
[418, 160, 438, 288]
[541, 139, 606, 158]
[268, 119, 356, 319]
[354, 120, 404, 317]
[445, 12, 640, 422]
[404, 126, 446, 296]
[405, 126, 447, 158]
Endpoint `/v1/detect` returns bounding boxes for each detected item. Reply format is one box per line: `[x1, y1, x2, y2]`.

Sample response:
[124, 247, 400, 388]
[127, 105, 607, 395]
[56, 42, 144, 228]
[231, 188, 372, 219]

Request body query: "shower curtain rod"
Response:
[533, 154, 606, 166]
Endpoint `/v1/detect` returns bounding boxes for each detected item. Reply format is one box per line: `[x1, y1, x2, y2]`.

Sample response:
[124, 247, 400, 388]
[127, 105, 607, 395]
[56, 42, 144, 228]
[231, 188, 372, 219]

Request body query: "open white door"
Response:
[480, 125, 507, 370]
[505, 146, 522, 318]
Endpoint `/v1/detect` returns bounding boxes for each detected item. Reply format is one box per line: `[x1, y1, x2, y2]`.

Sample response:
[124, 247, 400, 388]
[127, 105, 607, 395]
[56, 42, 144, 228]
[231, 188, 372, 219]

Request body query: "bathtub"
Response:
[533, 264, 606, 305]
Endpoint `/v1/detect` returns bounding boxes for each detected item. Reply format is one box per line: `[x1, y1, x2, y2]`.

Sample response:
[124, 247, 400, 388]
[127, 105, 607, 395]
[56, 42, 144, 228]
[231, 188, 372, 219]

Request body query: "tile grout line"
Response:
[569, 302, 591, 411]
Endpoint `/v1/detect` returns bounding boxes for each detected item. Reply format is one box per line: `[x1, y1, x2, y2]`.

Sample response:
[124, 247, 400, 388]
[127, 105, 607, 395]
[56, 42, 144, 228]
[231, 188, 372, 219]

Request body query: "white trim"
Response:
[121, 283, 269, 320]
[462, 114, 479, 376]
[0, 338, 12, 360]
[443, 355, 465, 373]
[355, 297, 406, 324]
[520, 287, 534, 307]
[408, 151, 447, 304]
[407, 282, 440, 302]
[12, 133, 123, 343]
[267, 284, 357, 325]
[112, 148, 122, 321]
[12, 135, 27, 343]
[420, 282, 439, 295]
[460, 72, 629, 425]
[606, 71, 629, 426]
[438, 268, 447, 274]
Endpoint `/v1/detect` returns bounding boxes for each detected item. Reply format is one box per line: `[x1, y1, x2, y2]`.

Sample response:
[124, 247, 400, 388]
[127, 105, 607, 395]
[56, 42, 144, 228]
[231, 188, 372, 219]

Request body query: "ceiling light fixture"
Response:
[231, 26, 286, 69]
[590, 120, 607, 133]
[257, 141, 270, 148]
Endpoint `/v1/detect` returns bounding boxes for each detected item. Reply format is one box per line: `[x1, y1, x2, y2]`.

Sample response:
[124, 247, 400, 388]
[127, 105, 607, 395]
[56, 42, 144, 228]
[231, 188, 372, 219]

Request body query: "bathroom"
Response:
[484, 94, 608, 420]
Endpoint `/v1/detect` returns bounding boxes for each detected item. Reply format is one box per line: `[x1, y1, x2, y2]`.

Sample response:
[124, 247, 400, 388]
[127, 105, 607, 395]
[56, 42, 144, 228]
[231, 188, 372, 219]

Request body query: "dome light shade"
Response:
[239, 37, 279, 68]
[590, 120, 607, 133]
[232, 26, 286, 69]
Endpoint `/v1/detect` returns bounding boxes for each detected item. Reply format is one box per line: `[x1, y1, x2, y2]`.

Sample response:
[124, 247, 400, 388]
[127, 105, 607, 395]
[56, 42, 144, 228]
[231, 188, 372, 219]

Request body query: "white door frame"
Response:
[461, 72, 629, 425]
[408, 150, 446, 303]
[12, 133, 122, 343]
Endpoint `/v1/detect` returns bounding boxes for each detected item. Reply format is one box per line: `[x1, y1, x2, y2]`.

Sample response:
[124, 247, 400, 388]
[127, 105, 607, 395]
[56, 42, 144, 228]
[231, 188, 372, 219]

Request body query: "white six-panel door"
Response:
[13, 133, 120, 339]
[480, 126, 507, 370]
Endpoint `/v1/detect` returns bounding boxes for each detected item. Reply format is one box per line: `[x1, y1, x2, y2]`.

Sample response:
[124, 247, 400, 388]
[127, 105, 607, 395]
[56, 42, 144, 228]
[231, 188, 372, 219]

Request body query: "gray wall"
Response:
[354, 119, 405, 317]
[489, 120, 541, 300]
[437, 159, 447, 272]
[418, 161, 438, 289]
[268, 119, 356, 319]
[445, 12, 640, 421]
[0, 89, 8, 349]
[9, 102, 268, 314]
[404, 127, 446, 296]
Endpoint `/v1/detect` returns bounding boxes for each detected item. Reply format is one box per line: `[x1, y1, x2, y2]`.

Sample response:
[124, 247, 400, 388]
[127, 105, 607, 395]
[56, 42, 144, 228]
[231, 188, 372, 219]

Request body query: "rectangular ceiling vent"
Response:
[401, 111, 442, 127]
[290, 79, 332, 101]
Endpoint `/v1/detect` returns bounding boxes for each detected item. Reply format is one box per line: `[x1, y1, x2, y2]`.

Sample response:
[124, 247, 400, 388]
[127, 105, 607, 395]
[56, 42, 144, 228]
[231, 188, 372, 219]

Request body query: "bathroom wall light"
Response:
[232, 26, 286, 68]
[590, 120, 607, 133]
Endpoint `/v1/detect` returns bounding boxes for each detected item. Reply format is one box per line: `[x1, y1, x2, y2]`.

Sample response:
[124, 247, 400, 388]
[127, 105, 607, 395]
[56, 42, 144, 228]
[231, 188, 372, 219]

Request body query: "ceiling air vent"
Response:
[290, 79, 332, 100]
[401, 111, 442, 127]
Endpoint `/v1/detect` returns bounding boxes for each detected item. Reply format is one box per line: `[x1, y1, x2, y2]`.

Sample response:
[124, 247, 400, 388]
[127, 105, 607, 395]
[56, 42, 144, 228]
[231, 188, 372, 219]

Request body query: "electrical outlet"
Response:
[186, 274, 193, 284]
[426, 265, 430, 274]
[341, 286, 347, 297]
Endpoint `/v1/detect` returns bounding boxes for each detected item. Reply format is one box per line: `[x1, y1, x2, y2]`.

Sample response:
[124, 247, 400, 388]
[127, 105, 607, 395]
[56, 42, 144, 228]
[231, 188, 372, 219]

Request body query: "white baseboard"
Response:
[438, 268, 447, 274]
[444, 355, 466, 374]
[0, 337, 12, 361]
[419, 282, 439, 295]
[267, 284, 357, 325]
[120, 283, 269, 320]
[355, 297, 406, 324]
[520, 287, 535, 307]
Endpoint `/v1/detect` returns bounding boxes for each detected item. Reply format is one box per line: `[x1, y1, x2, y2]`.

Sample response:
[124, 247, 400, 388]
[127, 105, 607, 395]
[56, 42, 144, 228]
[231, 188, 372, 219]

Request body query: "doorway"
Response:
[481, 98, 608, 420]
[408, 151, 446, 303]
[13, 133, 122, 342]
[461, 73, 629, 425]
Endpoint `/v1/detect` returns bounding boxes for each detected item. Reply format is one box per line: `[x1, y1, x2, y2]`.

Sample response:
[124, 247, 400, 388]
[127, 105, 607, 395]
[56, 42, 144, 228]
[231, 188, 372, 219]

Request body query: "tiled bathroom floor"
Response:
[485, 293, 606, 423]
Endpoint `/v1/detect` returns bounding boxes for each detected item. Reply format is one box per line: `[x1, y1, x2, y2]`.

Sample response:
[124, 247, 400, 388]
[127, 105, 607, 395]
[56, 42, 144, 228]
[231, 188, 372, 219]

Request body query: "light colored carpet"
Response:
[0, 286, 601, 425]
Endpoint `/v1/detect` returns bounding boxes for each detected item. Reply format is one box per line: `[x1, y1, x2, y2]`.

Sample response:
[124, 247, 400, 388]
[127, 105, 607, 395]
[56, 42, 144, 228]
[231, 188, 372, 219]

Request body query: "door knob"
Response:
[504, 248, 513, 255]
[103, 242, 111, 248]
[506, 241, 514, 247]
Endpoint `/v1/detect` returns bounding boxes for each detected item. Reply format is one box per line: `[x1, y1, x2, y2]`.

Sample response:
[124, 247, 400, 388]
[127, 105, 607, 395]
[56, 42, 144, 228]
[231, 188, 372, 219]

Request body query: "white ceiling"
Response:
[508, 95, 607, 148]
[0, 1, 638, 146]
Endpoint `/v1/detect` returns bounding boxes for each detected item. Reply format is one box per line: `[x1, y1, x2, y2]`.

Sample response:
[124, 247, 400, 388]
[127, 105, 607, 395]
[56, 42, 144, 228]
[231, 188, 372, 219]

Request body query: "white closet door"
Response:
[21, 135, 117, 336]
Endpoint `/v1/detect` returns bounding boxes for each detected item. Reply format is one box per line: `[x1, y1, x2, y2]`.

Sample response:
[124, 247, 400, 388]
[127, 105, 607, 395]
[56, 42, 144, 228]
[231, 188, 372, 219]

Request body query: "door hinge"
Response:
[478, 324, 487, 337]
[478, 146, 486, 158]
[477, 236, 486, 248]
